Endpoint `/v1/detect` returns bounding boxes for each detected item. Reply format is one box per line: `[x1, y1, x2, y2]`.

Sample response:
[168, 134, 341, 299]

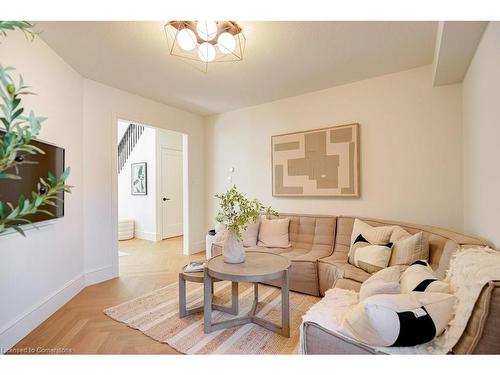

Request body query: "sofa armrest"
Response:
[453, 280, 500, 354]
[302, 321, 384, 354]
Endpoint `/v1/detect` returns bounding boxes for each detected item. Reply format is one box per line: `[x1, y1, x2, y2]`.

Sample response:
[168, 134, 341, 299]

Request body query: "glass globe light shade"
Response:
[176, 28, 197, 51]
[197, 42, 216, 62]
[196, 20, 218, 41]
[217, 32, 236, 54]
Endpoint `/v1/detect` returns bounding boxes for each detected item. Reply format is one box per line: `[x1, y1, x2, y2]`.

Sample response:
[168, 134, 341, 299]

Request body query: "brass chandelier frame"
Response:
[164, 21, 246, 73]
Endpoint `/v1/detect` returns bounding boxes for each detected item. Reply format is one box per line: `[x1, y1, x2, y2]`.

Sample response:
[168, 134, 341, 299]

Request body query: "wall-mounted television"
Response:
[0, 131, 65, 224]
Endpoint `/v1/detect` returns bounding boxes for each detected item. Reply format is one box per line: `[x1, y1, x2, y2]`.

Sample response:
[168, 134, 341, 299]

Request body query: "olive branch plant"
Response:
[0, 21, 72, 236]
[215, 185, 277, 239]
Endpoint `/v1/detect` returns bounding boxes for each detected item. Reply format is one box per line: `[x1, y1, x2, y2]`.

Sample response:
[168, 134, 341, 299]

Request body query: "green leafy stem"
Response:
[215, 185, 277, 239]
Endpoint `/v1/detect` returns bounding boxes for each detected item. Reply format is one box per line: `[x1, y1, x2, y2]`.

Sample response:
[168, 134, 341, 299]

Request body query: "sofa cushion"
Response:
[319, 257, 371, 283]
[318, 256, 369, 295]
[257, 216, 291, 248]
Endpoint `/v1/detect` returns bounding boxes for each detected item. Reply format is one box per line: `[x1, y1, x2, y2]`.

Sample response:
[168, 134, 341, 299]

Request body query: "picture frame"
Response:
[271, 123, 360, 197]
[131, 162, 147, 195]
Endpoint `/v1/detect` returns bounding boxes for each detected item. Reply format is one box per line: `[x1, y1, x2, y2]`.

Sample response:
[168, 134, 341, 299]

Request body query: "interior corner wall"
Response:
[205, 65, 464, 232]
[117, 123, 158, 241]
[0, 33, 84, 350]
[463, 22, 500, 248]
[82, 79, 205, 285]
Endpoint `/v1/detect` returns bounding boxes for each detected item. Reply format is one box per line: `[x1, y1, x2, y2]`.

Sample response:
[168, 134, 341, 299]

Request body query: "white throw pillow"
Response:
[242, 219, 260, 247]
[340, 292, 456, 347]
[359, 266, 406, 300]
[359, 280, 400, 301]
[400, 260, 450, 294]
[351, 218, 394, 246]
[257, 217, 291, 248]
[390, 225, 411, 242]
[349, 234, 393, 274]
[354, 244, 393, 274]
[390, 230, 429, 266]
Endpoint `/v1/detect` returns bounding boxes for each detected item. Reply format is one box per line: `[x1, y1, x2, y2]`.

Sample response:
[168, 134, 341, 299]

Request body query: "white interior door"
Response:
[161, 148, 183, 239]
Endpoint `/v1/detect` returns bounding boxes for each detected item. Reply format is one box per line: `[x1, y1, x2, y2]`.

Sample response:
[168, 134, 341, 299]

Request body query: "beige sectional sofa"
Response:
[211, 213, 499, 354]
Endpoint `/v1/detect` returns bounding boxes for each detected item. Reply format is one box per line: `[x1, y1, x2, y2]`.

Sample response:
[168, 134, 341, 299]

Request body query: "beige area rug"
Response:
[104, 280, 320, 354]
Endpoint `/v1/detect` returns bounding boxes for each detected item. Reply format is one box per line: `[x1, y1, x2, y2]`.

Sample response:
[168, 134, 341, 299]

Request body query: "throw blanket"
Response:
[300, 247, 500, 354]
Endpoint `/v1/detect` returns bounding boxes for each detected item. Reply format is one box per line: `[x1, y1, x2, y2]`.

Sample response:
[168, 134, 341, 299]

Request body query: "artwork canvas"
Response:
[272, 123, 360, 197]
[131, 162, 147, 195]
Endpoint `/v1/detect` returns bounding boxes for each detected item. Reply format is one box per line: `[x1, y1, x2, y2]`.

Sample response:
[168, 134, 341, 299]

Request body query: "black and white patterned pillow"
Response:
[400, 260, 450, 293]
[340, 292, 456, 347]
[348, 234, 394, 274]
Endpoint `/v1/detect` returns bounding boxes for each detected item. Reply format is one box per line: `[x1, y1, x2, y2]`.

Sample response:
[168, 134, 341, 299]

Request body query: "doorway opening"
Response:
[116, 118, 188, 274]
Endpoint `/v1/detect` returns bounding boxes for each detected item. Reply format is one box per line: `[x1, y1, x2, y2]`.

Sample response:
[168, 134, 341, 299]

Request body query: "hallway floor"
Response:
[10, 237, 204, 354]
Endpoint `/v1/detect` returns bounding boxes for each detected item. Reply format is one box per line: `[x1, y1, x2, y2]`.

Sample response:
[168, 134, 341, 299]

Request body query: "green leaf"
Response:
[11, 107, 23, 120]
[47, 171, 56, 186]
[60, 167, 70, 182]
[0, 172, 21, 179]
[10, 225, 26, 237]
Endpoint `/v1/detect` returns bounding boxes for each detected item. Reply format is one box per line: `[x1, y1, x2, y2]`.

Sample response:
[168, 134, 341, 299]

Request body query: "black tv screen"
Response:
[0, 132, 65, 223]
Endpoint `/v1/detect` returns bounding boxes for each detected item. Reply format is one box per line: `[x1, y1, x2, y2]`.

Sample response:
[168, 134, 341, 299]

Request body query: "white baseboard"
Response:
[135, 230, 159, 242]
[0, 273, 85, 352]
[84, 264, 116, 286]
[188, 240, 206, 255]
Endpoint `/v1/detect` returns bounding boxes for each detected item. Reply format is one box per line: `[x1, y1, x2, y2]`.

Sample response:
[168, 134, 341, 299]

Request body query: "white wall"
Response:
[205, 65, 464, 232]
[118, 121, 157, 241]
[0, 33, 84, 349]
[83, 79, 205, 285]
[463, 22, 500, 248]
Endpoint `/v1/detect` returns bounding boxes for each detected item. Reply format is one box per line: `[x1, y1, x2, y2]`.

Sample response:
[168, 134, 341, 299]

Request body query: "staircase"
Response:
[118, 124, 145, 173]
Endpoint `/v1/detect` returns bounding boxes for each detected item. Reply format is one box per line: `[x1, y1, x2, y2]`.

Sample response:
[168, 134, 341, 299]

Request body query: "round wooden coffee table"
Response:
[203, 251, 291, 337]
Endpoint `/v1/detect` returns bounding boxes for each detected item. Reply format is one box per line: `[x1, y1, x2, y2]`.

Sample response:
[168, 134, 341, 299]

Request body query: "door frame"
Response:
[113, 115, 190, 260]
[156, 144, 185, 240]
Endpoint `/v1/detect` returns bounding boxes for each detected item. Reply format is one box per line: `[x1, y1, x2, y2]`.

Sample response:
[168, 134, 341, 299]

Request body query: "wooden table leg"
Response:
[203, 267, 213, 333]
[231, 281, 239, 315]
[178, 273, 187, 318]
[281, 269, 290, 338]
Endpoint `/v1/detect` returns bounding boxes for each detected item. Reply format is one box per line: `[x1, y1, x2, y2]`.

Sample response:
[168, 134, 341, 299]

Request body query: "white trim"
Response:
[182, 134, 190, 255]
[0, 274, 85, 352]
[84, 264, 115, 286]
[155, 132, 162, 242]
[134, 230, 159, 242]
[0, 219, 59, 237]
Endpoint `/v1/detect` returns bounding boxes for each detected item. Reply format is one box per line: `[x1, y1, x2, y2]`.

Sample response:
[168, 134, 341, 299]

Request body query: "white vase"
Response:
[223, 230, 245, 264]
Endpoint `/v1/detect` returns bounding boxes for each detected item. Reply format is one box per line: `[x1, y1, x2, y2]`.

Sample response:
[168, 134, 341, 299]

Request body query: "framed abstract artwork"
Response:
[131, 162, 147, 195]
[271, 123, 360, 197]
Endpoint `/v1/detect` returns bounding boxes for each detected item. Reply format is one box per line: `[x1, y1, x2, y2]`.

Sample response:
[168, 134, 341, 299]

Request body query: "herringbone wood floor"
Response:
[10, 237, 204, 354]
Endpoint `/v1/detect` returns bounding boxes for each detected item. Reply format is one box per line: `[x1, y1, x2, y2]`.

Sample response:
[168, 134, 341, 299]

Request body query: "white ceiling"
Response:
[432, 21, 488, 86]
[38, 21, 437, 115]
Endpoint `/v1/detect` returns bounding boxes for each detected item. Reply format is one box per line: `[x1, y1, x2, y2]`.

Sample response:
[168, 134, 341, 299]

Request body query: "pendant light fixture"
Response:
[165, 20, 245, 73]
